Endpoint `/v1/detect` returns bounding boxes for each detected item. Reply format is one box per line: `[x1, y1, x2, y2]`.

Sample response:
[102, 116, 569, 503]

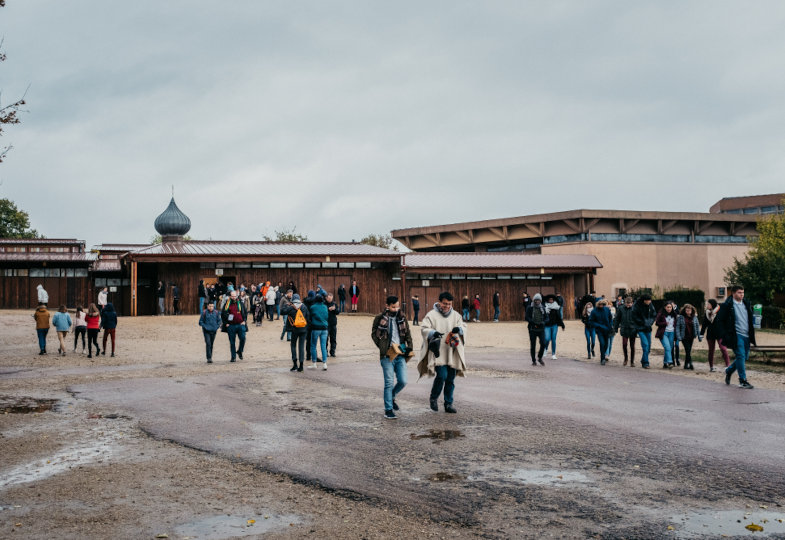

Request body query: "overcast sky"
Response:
[1, 1, 784, 248]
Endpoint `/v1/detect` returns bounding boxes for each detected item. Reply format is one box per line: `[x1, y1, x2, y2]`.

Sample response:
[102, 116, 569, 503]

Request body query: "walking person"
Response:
[655, 302, 677, 369]
[73, 305, 87, 354]
[337, 284, 347, 314]
[284, 293, 310, 371]
[52, 305, 72, 356]
[581, 302, 596, 359]
[198, 280, 208, 314]
[172, 283, 181, 315]
[670, 301, 681, 367]
[275, 283, 283, 320]
[33, 303, 51, 355]
[492, 291, 500, 322]
[472, 294, 481, 322]
[85, 303, 101, 358]
[349, 280, 360, 313]
[411, 294, 420, 325]
[198, 301, 222, 363]
[718, 285, 756, 389]
[589, 299, 613, 365]
[676, 304, 701, 370]
[279, 289, 294, 341]
[97, 287, 108, 313]
[701, 299, 730, 372]
[265, 284, 277, 321]
[304, 290, 317, 361]
[632, 294, 656, 369]
[308, 293, 329, 370]
[372, 295, 414, 419]
[613, 297, 637, 366]
[417, 291, 466, 414]
[100, 303, 118, 357]
[555, 291, 565, 319]
[156, 281, 166, 315]
[543, 294, 565, 360]
[36, 284, 49, 307]
[461, 295, 471, 322]
[221, 290, 248, 362]
[525, 293, 548, 366]
[326, 293, 339, 357]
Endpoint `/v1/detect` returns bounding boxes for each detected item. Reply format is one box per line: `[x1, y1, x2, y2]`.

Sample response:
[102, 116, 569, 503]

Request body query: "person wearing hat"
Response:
[417, 291, 466, 414]
[372, 295, 414, 419]
[525, 293, 548, 365]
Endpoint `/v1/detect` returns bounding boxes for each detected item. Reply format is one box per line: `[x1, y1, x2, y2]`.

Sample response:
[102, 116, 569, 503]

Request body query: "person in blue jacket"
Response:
[309, 294, 330, 370]
[52, 305, 72, 356]
[199, 301, 222, 363]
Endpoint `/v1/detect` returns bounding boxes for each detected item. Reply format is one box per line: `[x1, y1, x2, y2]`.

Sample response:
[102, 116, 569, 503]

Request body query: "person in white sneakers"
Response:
[543, 294, 565, 360]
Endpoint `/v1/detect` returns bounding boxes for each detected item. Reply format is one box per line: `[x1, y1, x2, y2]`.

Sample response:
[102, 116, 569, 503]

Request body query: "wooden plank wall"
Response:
[0, 276, 93, 310]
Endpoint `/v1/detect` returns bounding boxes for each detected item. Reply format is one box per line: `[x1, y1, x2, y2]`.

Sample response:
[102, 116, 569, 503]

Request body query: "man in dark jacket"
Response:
[525, 293, 548, 366]
[100, 303, 118, 357]
[326, 293, 339, 357]
[372, 295, 414, 419]
[199, 301, 222, 363]
[283, 294, 310, 371]
[411, 294, 420, 325]
[718, 285, 756, 389]
[492, 291, 501, 322]
[631, 295, 656, 369]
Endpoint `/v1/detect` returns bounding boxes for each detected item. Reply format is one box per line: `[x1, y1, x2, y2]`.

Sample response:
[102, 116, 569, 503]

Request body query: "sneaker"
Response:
[87, 354, 92, 358]
[725, 369, 731, 385]
[290, 366, 297, 371]
[384, 409, 397, 419]
[538, 357, 545, 366]
[237, 352, 243, 360]
[429, 398, 438, 412]
[551, 354, 557, 360]
[739, 380, 754, 390]
[101, 350, 106, 356]
[710, 367, 717, 372]
[297, 367, 303, 372]
[641, 364, 649, 369]
[445, 404, 457, 414]
[322, 364, 327, 371]
[110, 353, 114, 358]
[392, 400, 399, 411]
[207, 359, 213, 364]
[230, 358, 236, 362]
[307, 364, 316, 369]
[600, 359, 606, 365]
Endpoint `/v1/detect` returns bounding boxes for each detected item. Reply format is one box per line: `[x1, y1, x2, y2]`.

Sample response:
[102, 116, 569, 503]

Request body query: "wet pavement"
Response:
[63, 349, 785, 538]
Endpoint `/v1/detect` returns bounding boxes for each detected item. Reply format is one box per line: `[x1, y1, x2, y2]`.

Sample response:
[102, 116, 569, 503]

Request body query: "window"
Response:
[200, 262, 216, 269]
[30, 268, 45, 277]
[65, 269, 75, 277]
[122, 279, 130, 286]
[216, 263, 233, 268]
[108, 278, 122, 286]
[497, 275, 511, 280]
[694, 235, 748, 244]
[355, 262, 372, 268]
[74, 268, 88, 277]
[451, 274, 466, 280]
[252, 263, 269, 268]
[270, 262, 286, 268]
[482, 274, 496, 280]
[235, 263, 250, 268]
[304, 263, 321, 268]
[437, 274, 451, 279]
[761, 206, 778, 214]
[288, 263, 304, 268]
[743, 207, 760, 214]
[339, 262, 354, 269]
[2, 269, 14, 276]
[95, 278, 107, 286]
[322, 262, 337, 268]
[17, 268, 28, 277]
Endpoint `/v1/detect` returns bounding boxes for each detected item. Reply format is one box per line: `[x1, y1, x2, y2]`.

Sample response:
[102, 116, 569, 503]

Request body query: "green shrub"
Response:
[663, 289, 706, 317]
[761, 305, 785, 330]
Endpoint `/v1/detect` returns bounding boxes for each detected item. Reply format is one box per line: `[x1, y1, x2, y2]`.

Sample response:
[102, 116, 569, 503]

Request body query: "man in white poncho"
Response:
[417, 291, 466, 414]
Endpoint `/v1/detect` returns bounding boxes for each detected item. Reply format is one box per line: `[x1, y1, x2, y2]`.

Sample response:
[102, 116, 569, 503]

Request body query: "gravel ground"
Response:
[2, 310, 785, 539]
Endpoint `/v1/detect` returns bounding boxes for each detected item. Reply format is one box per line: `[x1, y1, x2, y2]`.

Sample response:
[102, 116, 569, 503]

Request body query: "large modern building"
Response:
[392, 194, 783, 306]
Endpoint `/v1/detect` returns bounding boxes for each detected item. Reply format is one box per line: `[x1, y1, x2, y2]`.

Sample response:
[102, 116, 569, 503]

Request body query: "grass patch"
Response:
[687, 349, 785, 373]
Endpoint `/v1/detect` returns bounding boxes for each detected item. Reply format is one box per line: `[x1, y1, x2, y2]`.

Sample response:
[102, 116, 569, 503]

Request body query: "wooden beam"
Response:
[661, 220, 678, 233]
[620, 219, 639, 234]
[130, 260, 137, 317]
[423, 234, 441, 246]
[562, 219, 581, 233]
[488, 227, 506, 240]
[583, 218, 600, 232]
[455, 230, 472, 243]
[522, 222, 542, 236]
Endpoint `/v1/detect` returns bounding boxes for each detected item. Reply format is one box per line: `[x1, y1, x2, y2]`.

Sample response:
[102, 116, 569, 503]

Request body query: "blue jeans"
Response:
[637, 330, 652, 366]
[584, 327, 596, 355]
[475, 309, 480, 321]
[544, 325, 559, 355]
[36, 328, 48, 351]
[660, 331, 674, 366]
[381, 355, 407, 411]
[199, 297, 205, 313]
[311, 329, 328, 363]
[430, 365, 456, 405]
[226, 324, 246, 360]
[493, 306, 500, 321]
[340, 299, 346, 313]
[462, 308, 470, 321]
[606, 334, 615, 356]
[596, 331, 609, 361]
[726, 335, 751, 382]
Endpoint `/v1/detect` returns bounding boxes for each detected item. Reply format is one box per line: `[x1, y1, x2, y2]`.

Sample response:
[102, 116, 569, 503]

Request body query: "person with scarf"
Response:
[221, 290, 248, 362]
[543, 294, 565, 360]
[655, 302, 677, 369]
[417, 291, 466, 414]
[632, 295, 656, 369]
[525, 293, 548, 366]
[700, 299, 729, 372]
[372, 295, 414, 419]
[589, 299, 613, 365]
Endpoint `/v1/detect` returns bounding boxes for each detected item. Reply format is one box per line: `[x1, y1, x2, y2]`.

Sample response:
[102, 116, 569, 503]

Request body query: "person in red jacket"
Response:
[472, 294, 481, 322]
[85, 303, 101, 358]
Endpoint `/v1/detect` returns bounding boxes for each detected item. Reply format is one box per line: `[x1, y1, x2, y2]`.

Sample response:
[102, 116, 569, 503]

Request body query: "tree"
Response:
[0, 197, 39, 238]
[1, 4, 27, 163]
[263, 227, 308, 242]
[358, 233, 398, 251]
[725, 204, 785, 304]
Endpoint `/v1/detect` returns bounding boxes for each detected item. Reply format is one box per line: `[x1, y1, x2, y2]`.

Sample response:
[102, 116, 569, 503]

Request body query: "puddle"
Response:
[428, 472, 465, 482]
[289, 405, 312, 413]
[173, 513, 302, 538]
[0, 429, 122, 488]
[0, 396, 58, 414]
[275, 390, 289, 394]
[669, 510, 785, 538]
[410, 430, 464, 444]
[469, 469, 590, 486]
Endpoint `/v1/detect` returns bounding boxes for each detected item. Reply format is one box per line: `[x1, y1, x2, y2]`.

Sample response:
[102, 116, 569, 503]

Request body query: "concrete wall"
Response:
[541, 242, 750, 301]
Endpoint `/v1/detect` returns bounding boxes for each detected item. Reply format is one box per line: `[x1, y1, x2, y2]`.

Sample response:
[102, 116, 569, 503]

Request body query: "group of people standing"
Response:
[32, 284, 118, 358]
[570, 286, 756, 389]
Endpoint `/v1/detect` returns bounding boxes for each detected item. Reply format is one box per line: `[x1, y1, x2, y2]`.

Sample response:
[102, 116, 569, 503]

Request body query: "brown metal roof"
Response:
[127, 241, 400, 258]
[93, 244, 152, 252]
[403, 253, 601, 270]
[0, 253, 94, 263]
[710, 193, 785, 213]
[0, 238, 84, 245]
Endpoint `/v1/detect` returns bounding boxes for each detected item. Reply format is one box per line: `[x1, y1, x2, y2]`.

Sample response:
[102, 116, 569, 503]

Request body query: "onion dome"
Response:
[154, 197, 191, 237]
